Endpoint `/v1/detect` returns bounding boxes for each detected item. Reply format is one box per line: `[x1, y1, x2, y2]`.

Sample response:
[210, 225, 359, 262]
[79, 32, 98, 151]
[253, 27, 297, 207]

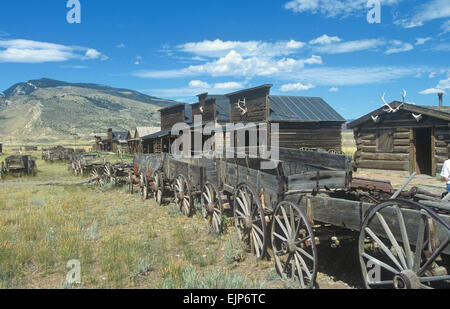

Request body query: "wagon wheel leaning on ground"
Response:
[201, 181, 224, 234]
[359, 199, 450, 289]
[90, 168, 103, 186]
[153, 171, 164, 206]
[174, 174, 193, 217]
[233, 183, 267, 260]
[271, 201, 318, 289]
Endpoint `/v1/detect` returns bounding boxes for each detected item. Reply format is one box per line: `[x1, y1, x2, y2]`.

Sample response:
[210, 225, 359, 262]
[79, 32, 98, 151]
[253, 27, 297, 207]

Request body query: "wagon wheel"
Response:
[271, 201, 318, 289]
[174, 174, 193, 217]
[233, 183, 267, 260]
[201, 181, 224, 234]
[72, 162, 78, 176]
[359, 199, 450, 289]
[139, 173, 148, 201]
[153, 171, 164, 206]
[128, 171, 134, 194]
[90, 168, 103, 186]
[328, 149, 339, 155]
[104, 164, 113, 183]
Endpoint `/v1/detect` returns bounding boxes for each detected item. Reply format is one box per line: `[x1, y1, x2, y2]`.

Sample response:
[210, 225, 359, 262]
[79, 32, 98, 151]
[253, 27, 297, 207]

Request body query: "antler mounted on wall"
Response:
[235, 98, 248, 116]
[199, 106, 204, 114]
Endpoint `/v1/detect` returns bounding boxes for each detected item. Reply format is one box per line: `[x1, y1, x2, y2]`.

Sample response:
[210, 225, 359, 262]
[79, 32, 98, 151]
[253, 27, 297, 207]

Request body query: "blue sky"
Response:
[0, 0, 449, 119]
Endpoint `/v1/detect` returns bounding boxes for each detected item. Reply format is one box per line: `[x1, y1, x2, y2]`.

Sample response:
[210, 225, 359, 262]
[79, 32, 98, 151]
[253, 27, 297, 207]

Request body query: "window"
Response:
[377, 129, 394, 152]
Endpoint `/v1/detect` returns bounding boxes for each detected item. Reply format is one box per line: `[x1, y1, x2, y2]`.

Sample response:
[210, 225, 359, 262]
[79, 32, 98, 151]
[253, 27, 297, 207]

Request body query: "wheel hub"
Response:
[393, 270, 421, 289]
[281, 241, 296, 254]
[244, 217, 253, 229]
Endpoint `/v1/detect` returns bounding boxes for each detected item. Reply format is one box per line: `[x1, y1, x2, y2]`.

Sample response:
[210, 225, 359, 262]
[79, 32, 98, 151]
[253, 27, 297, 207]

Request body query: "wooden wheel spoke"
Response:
[418, 238, 450, 276]
[273, 232, 288, 242]
[236, 197, 248, 216]
[275, 215, 290, 239]
[252, 229, 264, 248]
[375, 212, 408, 270]
[362, 253, 399, 275]
[395, 206, 413, 269]
[281, 206, 293, 238]
[365, 227, 404, 272]
[252, 223, 264, 237]
[296, 247, 314, 261]
[413, 214, 426, 272]
[295, 252, 312, 281]
[293, 253, 305, 288]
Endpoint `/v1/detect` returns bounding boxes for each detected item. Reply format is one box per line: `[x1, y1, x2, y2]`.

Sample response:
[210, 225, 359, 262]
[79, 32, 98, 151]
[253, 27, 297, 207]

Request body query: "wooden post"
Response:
[409, 128, 416, 175]
[431, 127, 436, 176]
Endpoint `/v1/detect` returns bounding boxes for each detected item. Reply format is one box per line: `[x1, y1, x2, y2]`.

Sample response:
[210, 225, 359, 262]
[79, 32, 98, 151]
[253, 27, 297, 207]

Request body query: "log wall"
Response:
[277, 122, 343, 152]
[353, 111, 450, 175]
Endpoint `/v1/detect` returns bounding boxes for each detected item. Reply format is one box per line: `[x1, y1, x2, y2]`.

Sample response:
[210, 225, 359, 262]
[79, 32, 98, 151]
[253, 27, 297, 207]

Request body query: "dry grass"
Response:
[0, 158, 275, 289]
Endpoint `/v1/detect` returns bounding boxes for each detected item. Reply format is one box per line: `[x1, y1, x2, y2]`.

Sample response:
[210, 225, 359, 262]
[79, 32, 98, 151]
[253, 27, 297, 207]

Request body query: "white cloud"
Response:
[280, 82, 315, 92]
[117, 43, 125, 48]
[398, 0, 450, 28]
[309, 35, 342, 45]
[214, 82, 244, 89]
[442, 20, 450, 33]
[385, 40, 414, 55]
[135, 50, 322, 79]
[0, 39, 106, 63]
[313, 39, 385, 54]
[420, 88, 444, 94]
[189, 80, 210, 88]
[286, 66, 426, 86]
[415, 37, 432, 46]
[144, 80, 245, 98]
[329, 87, 339, 92]
[284, 0, 402, 18]
[177, 39, 305, 58]
[60, 65, 88, 69]
[420, 76, 450, 94]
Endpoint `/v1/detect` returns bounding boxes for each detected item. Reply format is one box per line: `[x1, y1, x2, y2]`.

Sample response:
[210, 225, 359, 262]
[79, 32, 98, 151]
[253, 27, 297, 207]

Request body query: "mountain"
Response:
[0, 78, 179, 143]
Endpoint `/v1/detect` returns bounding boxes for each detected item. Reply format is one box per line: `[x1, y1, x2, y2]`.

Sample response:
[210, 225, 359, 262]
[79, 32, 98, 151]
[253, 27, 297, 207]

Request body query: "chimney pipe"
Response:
[438, 92, 443, 107]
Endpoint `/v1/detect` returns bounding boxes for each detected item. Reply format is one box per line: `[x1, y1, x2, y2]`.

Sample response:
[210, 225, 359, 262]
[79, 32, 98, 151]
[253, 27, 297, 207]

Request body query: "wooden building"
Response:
[225, 85, 345, 152]
[142, 104, 192, 154]
[348, 98, 450, 176]
[191, 93, 230, 153]
[94, 129, 130, 153]
[128, 127, 160, 154]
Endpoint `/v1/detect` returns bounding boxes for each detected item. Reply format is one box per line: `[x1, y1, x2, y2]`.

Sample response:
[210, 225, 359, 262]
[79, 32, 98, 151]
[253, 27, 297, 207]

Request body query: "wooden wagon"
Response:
[133, 147, 450, 289]
[0, 155, 37, 178]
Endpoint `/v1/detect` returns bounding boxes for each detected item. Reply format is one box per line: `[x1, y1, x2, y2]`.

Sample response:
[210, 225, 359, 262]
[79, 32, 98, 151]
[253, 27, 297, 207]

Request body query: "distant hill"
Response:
[0, 78, 179, 143]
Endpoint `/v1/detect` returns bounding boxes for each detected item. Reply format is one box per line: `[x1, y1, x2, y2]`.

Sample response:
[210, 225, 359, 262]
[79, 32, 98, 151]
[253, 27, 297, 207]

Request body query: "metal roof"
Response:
[269, 96, 345, 122]
[112, 132, 129, 142]
[141, 130, 170, 140]
[135, 127, 160, 138]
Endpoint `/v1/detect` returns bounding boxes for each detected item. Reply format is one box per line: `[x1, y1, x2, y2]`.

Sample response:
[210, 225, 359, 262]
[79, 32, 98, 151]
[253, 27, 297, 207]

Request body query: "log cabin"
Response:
[225, 84, 346, 152]
[348, 94, 450, 176]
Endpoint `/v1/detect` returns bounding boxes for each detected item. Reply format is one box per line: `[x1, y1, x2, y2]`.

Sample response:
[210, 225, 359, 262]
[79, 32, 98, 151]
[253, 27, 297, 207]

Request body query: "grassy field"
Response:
[0, 135, 359, 289]
[0, 147, 281, 289]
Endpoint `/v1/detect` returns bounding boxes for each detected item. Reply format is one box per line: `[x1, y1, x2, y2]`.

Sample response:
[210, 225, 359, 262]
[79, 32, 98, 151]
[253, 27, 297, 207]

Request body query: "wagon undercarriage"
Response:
[126, 148, 450, 289]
